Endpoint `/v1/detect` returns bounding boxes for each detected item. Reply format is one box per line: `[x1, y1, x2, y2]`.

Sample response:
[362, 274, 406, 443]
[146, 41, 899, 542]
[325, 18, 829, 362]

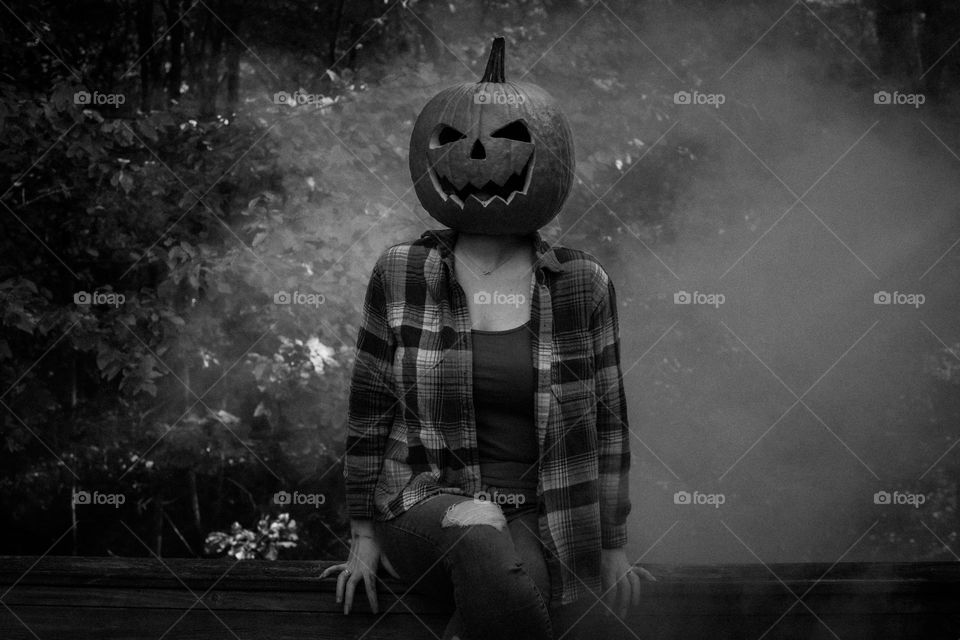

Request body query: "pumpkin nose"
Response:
[470, 139, 486, 159]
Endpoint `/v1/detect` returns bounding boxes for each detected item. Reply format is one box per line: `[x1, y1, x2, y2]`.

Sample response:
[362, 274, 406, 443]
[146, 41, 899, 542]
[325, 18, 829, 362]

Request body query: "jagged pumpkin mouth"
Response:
[428, 153, 534, 208]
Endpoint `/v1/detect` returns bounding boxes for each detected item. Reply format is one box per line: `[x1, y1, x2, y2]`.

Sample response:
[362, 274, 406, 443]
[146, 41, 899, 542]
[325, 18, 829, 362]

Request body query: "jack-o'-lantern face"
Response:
[409, 37, 574, 235]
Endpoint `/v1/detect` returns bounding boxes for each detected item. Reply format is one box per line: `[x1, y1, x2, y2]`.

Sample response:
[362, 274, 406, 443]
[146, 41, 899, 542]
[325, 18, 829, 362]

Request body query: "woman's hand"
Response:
[599, 548, 656, 620]
[320, 533, 382, 615]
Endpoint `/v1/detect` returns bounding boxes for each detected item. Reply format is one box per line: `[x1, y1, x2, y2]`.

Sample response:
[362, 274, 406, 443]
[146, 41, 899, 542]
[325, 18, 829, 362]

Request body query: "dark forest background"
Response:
[1, 0, 959, 564]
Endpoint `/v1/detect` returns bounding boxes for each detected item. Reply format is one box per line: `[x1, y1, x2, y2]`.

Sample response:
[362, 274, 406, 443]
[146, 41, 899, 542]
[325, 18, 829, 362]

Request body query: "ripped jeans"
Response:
[374, 491, 553, 640]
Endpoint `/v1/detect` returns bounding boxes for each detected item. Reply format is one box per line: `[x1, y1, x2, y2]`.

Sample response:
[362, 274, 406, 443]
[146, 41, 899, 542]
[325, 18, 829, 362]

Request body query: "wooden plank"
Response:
[0, 585, 448, 614]
[2, 557, 959, 585]
[0, 606, 450, 640]
[1, 605, 957, 640]
[0, 557, 958, 639]
[3, 582, 959, 616]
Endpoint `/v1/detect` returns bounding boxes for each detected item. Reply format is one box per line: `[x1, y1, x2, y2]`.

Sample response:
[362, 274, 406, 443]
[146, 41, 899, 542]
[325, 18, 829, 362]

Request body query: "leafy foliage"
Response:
[204, 512, 299, 560]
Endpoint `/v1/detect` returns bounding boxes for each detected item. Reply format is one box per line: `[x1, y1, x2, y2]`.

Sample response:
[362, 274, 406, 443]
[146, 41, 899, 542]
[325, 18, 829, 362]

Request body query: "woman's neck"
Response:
[454, 232, 530, 270]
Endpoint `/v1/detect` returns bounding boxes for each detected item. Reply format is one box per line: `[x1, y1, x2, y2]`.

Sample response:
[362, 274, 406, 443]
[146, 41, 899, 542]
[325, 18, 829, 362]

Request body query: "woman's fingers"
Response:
[336, 568, 352, 606]
[634, 565, 657, 582]
[602, 572, 623, 617]
[321, 563, 349, 605]
[363, 571, 380, 614]
[602, 577, 617, 613]
[628, 569, 641, 609]
[320, 563, 346, 580]
[328, 537, 382, 615]
[325, 565, 368, 614]
[609, 568, 644, 619]
[335, 569, 379, 615]
[616, 571, 630, 619]
[343, 571, 361, 614]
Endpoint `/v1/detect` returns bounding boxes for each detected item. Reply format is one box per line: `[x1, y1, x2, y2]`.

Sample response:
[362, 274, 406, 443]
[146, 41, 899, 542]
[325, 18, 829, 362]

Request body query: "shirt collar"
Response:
[420, 228, 564, 299]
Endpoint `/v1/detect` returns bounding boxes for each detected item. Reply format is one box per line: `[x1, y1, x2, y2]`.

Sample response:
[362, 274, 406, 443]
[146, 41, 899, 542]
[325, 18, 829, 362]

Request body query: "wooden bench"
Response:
[0, 556, 958, 638]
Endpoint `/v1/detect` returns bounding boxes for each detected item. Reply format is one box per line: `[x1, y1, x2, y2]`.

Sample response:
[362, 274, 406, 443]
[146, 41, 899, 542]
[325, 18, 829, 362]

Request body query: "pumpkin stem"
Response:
[480, 37, 506, 83]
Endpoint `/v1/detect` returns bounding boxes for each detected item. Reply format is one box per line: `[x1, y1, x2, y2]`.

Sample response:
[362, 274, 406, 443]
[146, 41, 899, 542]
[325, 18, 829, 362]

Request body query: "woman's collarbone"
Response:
[463, 280, 532, 331]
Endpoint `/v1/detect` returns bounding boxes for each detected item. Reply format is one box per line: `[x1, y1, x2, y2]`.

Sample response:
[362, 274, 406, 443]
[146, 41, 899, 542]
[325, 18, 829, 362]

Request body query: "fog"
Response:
[558, 2, 960, 564]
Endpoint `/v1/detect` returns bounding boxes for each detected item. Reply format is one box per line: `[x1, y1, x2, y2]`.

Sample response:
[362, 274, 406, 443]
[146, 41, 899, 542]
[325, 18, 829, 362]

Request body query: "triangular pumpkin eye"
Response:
[491, 120, 531, 142]
[430, 125, 467, 148]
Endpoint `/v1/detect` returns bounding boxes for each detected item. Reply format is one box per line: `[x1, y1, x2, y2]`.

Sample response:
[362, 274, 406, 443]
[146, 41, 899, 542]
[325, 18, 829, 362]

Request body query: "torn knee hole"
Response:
[441, 500, 507, 531]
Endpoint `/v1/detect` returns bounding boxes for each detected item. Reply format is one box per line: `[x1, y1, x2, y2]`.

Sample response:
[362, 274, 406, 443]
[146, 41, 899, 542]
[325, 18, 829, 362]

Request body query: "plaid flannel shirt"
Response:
[343, 228, 632, 606]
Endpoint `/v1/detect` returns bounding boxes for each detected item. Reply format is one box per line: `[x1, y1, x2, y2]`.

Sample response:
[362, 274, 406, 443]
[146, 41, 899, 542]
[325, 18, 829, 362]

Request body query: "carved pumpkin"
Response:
[409, 37, 575, 235]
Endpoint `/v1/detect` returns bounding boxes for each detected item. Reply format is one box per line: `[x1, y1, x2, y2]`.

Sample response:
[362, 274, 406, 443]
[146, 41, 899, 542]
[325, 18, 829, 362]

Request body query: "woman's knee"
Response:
[509, 511, 551, 605]
[451, 548, 553, 640]
[440, 503, 546, 592]
[440, 504, 514, 563]
[446, 525, 544, 607]
[414, 500, 552, 638]
[441, 499, 508, 530]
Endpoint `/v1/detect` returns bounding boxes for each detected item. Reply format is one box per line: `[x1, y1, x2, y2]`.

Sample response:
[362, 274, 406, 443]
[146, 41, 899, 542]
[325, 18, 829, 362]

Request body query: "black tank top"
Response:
[471, 319, 539, 490]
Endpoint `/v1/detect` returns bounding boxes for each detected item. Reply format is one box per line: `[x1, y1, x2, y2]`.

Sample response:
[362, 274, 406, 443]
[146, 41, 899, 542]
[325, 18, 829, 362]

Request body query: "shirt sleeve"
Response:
[343, 259, 396, 519]
[591, 270, 632, 548]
